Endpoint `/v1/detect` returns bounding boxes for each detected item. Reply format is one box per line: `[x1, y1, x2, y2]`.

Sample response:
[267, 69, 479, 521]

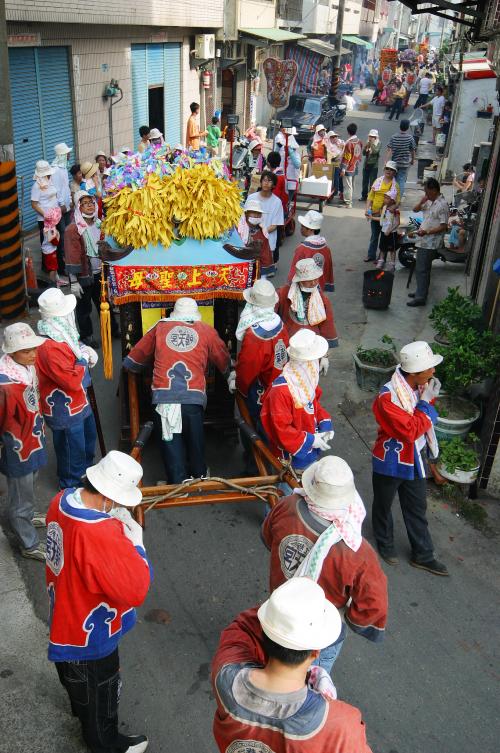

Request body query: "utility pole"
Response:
[330, 0, 345, 101]
[394, 1, 403, 51]
[0, 0, 26, 319]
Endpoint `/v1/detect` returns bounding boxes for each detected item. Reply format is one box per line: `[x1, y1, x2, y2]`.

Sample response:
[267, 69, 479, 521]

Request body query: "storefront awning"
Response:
[298, 39, 351, 57]
[343, 35, 373, 49]
[450, 57, 496, 79]
[239, 28, 305, 44]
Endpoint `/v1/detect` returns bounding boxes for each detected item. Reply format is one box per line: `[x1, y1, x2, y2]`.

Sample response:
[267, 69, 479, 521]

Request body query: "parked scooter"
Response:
[409, 108, 425, 146]
[398, 210, 469, 268]
[231, 135, 260, 197]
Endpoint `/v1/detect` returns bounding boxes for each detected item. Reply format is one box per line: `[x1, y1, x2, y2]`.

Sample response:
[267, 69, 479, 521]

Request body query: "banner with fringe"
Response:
[108, 260, 256, 304]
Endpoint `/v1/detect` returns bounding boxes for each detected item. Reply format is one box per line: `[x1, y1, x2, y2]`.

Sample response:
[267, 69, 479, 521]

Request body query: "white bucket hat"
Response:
[298, 210, 323, 231]
[292, 258, 323, 283]
[170, 297, 202, 322]
[384, 160, 398, 172]
[327, 130, 338, 138]
[54, 142, 72, 156]
[248, 139, 262, 151]
[245, 199, 263, 213]
[95, 150, 107, 158]
[243, 278, 278, 308]
[148, 128, 163, 140]
[74, 190, 94, 206]
[2, 323, 45, 354]
[86, 450, 143, 507]
[33, 160, 55, 179]
[368, 129, 379, 137]
[287, 329, 328, 362]
[258, 577, 342, 651]
[399, 341, 443, 373]
[302, 456, 359, 511]
[38, 288, 77, 319]
[315, 124, 326, 133]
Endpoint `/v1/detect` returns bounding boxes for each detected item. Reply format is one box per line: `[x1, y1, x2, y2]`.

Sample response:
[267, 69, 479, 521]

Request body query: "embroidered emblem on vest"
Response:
[166, 326, 199, 353]
[279, 533, 313, 579]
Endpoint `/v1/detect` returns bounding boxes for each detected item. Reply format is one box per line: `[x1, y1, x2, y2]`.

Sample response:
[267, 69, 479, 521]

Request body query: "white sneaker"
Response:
[21, 541, 46, 562]
[32, 512, 46, 528]
[124, 735, 149, 753]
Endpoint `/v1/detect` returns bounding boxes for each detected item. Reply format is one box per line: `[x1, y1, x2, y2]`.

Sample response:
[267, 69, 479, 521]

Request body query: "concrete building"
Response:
[6, 0, 224, 228]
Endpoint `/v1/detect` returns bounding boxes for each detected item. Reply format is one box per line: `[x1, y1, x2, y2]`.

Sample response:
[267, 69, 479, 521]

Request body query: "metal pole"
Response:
[330, 0, 346, 101]
[395, 2, 403, 51]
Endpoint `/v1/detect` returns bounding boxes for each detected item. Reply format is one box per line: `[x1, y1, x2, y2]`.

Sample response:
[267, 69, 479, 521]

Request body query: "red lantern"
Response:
[202, 70, 211, 89]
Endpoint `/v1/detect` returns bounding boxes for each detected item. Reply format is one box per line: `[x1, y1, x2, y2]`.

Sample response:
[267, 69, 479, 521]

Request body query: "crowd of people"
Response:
[2, 69, 463, 753]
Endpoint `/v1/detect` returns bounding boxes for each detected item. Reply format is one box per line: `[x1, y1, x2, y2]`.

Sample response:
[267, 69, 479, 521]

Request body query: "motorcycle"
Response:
[398, 212, 468, 268]
[330, 96, 347, 125]
[231, 135, 259, 196]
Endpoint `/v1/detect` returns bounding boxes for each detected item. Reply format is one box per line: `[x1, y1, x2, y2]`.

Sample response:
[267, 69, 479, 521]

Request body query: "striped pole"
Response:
[0, 161, 26, 318]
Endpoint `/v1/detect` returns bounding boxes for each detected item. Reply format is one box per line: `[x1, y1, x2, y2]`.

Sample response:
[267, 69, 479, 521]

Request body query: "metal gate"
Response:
[131, 43, 182, 148]
[8, 46, 74, 231]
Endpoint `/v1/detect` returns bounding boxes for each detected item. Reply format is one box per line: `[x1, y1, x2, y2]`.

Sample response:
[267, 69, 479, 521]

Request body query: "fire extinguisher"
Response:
[25, 255, 37, 290]
[202, 70, 211, 89]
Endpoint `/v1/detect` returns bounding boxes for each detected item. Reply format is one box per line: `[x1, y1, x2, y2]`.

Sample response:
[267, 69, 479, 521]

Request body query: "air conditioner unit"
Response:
[195, 34, 215, 59]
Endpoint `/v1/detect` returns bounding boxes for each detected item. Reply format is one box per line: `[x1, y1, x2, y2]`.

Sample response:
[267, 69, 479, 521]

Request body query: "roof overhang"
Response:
[389, 0, 485, 32]
[239, 28, 306, 44]
[298, 38, 351, 56]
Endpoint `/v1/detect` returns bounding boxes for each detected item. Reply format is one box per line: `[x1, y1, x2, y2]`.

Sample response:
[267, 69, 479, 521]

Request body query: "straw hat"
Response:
[242, 279, 278, 308]
[86, 451, 143, 507]
[170, 297, 202, 322]
[2, 323, 45, 354]
[291, 258, 323, 283]
[287, 330, 328, 362]
[258, 578, 342, 651]
[399, 341, 443, 373]
[298, 210, 323, 231]
[38, 288, 76, 319]
[33, 160, 55, 179]
[81, 161, 99, 179]
[54, 142, 72, 156]
[302, 456, 359, 511]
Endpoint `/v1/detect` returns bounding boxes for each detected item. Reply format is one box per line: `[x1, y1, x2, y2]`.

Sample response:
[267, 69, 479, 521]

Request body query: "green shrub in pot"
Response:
[429, 287, 483, 341]
[438, 434, 480, 483]
[433, 327, 500, 394]
[356, 334, 398, 368]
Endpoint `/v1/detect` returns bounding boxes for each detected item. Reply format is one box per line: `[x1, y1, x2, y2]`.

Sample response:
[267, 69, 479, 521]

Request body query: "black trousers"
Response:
[156, 403, 207, 483]
[76, 274, 120, 340]
[389, 97, 404, 120]
[361, 163, 379, 200]
[55, 649, 131, 753]
[372, 472, 434, 563]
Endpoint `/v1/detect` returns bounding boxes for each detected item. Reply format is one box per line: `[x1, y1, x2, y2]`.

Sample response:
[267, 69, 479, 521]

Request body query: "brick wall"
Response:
[6, 0, 223, 28]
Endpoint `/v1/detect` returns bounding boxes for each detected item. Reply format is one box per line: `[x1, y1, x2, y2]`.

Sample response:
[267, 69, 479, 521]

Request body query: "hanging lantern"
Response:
[202, 70, 211, 89]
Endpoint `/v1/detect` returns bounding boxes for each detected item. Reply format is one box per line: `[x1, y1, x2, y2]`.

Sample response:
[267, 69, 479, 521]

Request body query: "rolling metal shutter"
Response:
[163, 44, 181, 145]
[131, 42, 182, 147]
[8, 46, 74, 231]
[131, 44, 148, 144]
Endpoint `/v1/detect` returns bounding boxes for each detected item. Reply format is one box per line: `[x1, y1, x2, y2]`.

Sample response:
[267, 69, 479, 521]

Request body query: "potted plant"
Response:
[353, 335, 398, 391]
[429, 287, 482, 345]
[437, 434, 480, 484]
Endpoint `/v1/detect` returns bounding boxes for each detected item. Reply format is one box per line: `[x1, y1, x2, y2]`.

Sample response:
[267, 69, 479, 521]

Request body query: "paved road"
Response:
[3, 99, 500, 753]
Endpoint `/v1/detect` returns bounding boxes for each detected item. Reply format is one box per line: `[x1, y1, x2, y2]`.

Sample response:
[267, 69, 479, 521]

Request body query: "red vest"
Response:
[288, 239, 335, 292]
[277, 285, 338, 347]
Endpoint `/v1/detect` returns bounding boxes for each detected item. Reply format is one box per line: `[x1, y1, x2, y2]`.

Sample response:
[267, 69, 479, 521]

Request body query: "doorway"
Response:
[221, 69, 235, 128]
[148, 86, 164, 133]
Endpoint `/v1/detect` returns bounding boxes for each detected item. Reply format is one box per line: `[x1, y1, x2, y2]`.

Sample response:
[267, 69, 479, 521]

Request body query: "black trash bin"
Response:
[362, 269, 394, 309]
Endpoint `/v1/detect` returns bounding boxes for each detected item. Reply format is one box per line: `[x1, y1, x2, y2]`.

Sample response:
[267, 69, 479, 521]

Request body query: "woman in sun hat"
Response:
[277, 258, 338, 363]
[260, 329, 333, 473]
[0, 323, 48, 561]
[36, 287, 98, 489]
[211, 577, 373, 753]
[263, 455, 388, 672]
[364, 160, 400, 262]
[80, 160, 101, 198]
[30, 159, 61, 283]
[371, 340, 448, 576]
[45, 450, 151, 753]
[288, 210, 334, 292]
[308, 123, 328, 163]
[325, 130, 345, 199]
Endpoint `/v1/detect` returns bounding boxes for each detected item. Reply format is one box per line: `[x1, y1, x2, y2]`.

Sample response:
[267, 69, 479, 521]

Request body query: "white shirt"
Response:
[419, 77, 431, 95]
[431, 95, 445, 119]
[30, 181, 58, 219]
[246, 191, 284, 251]
[51, 166, 71, 212]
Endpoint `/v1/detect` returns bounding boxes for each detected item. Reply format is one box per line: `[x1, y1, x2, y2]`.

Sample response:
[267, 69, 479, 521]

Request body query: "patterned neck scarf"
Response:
[282, 359, 319, 408]
[0, 354, 36, 386]
[38, 312, 82, 359]
[288, 283, 326, 326]
[74, 202, 101, 258]
[52, 155, 69, 169]
[235, 303, 280, 342]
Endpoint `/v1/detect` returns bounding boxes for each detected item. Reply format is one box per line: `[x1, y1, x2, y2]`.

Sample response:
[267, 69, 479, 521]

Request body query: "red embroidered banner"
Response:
[108, 261, 256, 303]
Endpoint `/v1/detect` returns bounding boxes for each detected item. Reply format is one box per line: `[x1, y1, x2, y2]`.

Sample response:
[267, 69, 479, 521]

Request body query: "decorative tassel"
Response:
[100, 268, 113, 380]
